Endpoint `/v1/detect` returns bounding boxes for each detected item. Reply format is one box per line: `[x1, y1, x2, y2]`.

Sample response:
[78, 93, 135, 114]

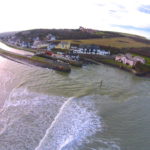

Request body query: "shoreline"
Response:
[0, 48, 71, 72]
[0, 42, 150, 77]
[79, 54, 150, 77]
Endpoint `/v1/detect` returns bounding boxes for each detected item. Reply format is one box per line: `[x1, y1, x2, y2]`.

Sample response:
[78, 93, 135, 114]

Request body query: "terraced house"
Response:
[115, 53, 145, 67]
[55, 41, 71, 49]
[72, 44, 110, 55]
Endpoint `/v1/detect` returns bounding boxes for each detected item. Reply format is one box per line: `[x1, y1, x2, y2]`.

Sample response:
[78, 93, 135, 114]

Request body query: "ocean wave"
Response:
[35, 96, 102, 150]
[0, 88, 102, 150]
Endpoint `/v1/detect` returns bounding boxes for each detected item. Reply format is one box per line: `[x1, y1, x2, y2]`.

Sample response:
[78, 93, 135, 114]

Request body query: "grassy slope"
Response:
[3, 28, 150, 53]
[132, 53, 150, 66]
[62, 37, 150, 48]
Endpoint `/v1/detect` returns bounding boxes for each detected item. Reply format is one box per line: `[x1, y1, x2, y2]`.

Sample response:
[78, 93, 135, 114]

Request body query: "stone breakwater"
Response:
[0, 49, 71, 72]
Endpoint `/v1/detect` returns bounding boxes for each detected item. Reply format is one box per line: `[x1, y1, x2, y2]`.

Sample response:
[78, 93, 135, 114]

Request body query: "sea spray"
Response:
[35, 97, 74, 150]
[0, 88, 100, 150]
[0, 87, 121, 150]
[0, 88, 66, 150]
[34, 96, 102, 150]
[0, 88, 105, 150]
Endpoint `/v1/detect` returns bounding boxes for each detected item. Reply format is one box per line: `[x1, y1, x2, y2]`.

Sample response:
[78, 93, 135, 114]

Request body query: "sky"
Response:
[0, 0, 150, 38]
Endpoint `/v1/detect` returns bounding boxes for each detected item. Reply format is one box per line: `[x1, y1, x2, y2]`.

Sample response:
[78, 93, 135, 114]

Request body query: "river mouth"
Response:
[0, 56, 150, 150]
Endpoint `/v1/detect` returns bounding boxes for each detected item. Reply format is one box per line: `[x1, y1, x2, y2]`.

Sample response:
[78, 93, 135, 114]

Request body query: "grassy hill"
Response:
[1, 28, 150, 56]
[0, 28, 150, 76]
[62, 37, 150, 48]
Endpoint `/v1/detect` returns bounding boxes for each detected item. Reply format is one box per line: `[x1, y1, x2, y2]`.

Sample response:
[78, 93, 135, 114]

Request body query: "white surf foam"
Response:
[35, 96, 102, 150]
[0, 88, 66, 150]
[0, 88, 118, 150]
[35, 97, 74, 150]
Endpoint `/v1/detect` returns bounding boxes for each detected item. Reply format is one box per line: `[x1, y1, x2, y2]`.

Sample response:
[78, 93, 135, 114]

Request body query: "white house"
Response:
[133, 56, 145, 64]
[46, 34, 56, 41]
[73, 47, 110, 56]
[97, 50, 110, 55]
[47, 42, 60, 51]
[32, 41, 48, 49]
[115, 53, 145, 67]
[47, 43, 56, 51]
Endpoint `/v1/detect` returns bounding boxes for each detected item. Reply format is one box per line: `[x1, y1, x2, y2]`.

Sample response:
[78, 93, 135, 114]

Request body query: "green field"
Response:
[131, 53, 150, 66]
[62, 37, 150, 48]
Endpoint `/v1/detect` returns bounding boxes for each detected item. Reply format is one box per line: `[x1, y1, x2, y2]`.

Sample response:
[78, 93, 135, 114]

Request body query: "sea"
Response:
[0, 43, 150, 150]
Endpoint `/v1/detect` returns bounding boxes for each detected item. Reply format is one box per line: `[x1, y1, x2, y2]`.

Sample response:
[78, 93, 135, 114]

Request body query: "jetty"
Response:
[0, 49, 71, 72]
[36, 53, 83, 67]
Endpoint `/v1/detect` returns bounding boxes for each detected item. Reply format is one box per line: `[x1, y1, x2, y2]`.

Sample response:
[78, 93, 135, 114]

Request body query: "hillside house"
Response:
[79, 26, 97, 33]
[125, 53, 145, 64]
[34, 37, 40, 41]
[116, 55, 136, 66]
[32, 38, 40, 48]
[46, 34, 56, 41]
[37, 42, 49, 49]
[70, 44, 79, 50]
[32, 41, 48, 49]
[72, 44, 110, 55]
[47, 44, 55, 51]
[115, 53, 145, 67]
[47, 42, 59, 51]
[97, 50, 110, 55]
[20, 41, 30, 48]
[115, 55, 124, 62]
[79, 26, 85, 32]
[55, 41, 71, 49]
[133, 56, 145, 64]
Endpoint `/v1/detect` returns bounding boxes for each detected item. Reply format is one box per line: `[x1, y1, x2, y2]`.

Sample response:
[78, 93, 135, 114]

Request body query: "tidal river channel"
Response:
[0, 44, 150, 150]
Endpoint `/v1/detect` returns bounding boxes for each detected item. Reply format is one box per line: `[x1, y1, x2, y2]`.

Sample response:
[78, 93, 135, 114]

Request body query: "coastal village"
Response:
[0, 27, 149, 76]
[115, 53, 145, 67]
[3, 28, 110, 56]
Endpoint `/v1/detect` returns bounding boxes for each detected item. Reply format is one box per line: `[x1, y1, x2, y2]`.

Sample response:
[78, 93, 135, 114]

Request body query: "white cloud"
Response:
[94, 0, 150, 28]
[0, 0, 150, 37]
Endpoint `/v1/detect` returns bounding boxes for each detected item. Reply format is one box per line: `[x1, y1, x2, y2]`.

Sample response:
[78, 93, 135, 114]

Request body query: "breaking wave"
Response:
[0, 88, 102, 150]
[35, 96, 102, 150]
